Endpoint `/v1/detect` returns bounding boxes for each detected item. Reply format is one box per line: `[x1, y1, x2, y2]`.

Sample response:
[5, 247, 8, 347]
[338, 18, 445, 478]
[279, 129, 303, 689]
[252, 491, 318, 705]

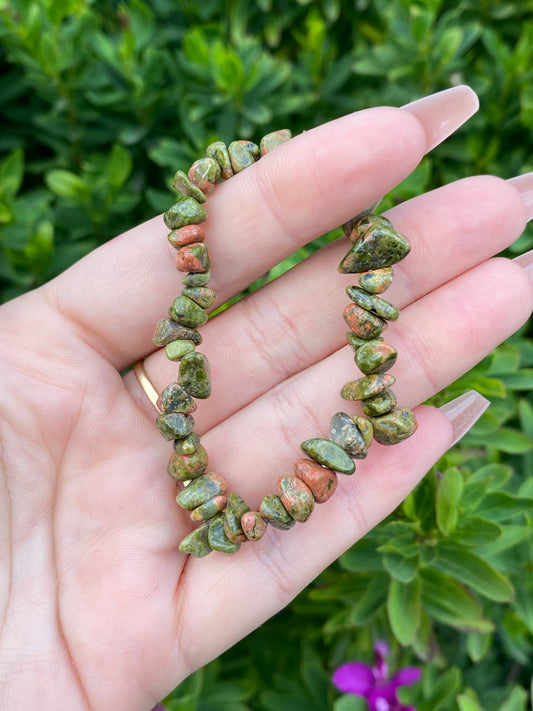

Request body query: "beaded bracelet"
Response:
[141, 129, 417, 557]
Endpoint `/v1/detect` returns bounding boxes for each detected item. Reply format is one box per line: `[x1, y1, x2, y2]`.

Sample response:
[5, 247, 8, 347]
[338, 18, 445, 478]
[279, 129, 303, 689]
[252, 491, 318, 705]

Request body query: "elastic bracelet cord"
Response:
[147, 130, 417, 557]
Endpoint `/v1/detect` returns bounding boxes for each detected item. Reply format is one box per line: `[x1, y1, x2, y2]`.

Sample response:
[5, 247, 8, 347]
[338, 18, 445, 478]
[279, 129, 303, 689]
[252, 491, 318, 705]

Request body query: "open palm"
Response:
[1, 88, 532, 711]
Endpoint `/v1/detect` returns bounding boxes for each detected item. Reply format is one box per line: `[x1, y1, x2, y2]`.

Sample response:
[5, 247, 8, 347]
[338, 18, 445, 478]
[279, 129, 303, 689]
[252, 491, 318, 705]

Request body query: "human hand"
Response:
[1, 86, 532, 711]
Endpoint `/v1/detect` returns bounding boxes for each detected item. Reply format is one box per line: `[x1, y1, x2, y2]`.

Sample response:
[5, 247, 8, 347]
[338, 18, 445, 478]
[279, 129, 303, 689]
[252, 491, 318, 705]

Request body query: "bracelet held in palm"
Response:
[144, 130, 417, 557]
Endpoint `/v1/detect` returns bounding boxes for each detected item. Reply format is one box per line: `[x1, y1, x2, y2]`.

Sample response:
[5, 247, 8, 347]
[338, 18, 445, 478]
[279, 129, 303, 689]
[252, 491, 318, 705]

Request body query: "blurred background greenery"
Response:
[2, 0, 533, 709]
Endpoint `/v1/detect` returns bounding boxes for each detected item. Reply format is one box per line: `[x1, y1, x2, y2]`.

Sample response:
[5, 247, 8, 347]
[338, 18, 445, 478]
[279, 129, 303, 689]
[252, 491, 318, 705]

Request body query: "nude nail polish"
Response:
[508, 171, 533, 222]
[439, 390, 490, 447]
[513, 247, 533, 280]
[403, 85, 479, 152]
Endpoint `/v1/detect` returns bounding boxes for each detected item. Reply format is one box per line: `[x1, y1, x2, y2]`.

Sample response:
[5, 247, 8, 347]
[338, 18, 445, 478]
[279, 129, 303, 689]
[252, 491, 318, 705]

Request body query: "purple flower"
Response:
[332, 640, 421, 711]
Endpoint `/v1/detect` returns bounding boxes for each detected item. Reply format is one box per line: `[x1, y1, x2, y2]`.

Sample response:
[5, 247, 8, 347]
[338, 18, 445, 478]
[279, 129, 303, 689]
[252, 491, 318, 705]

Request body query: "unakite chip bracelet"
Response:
[134, 130, 417, 558]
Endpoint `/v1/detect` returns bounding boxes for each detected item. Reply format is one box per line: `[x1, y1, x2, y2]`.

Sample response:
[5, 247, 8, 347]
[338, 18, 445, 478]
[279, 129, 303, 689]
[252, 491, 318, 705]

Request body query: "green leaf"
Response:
[323, 608, 351, 635]
[334, 696, 368, 711]
[340, 537, 384, 572]
[420, 568, 493, 633]
[511, 579, 533, 633]
[203, 679, 255, 705]
[455, 375, 506, 399]
[474, 493, 533, 521]
[435, 467, 463, 535]
[467, 631, 492, 662]
[458, 691, 486, 711]
[241, 102, 273, 124]
[148, 137, 193, 171]
[45, 170, 88, 200]
[466, 428, 533, 453]
[461, 470, 508, 512]
[211, 42, 244, 92]
[378, 532, 416, 555]
[466, 463, 512, 491]
[518, 476, 533, 497]
[300, 645, 330, 706]
[165, 665, 204, 710]
[91, 32, 117, 64]
[0, 147, 24, 199]
[165, 695, 198, 711]
[501, 612, 531, 665]
[434, 545, 514, 602]
[436, 26, 463, 66]
[499, 369, 533, 389]
[419, 667, 462, 711]
[106, 144, 132, 188]
[309, 573, 369, 603]
[403, 473, 437, 531]
[476, 525, 530, 558]
[183, 27, 210, 66]
[468, 408, 501, 435]
[411, 610, 434, 663]
[390, 159, 432, 201]
[387, 576, 421, 645]
[449, 518, 502, 547]
[383, 551, 419, 582]
[497, 687, 528, 711]
[400, 489, 417, 520]
[25, 220, 54, 264]
[0, 196, 13, 224]
[519, 398, 533, 473]
[348, 574, 389, 626]
[486, 344, 520, 375]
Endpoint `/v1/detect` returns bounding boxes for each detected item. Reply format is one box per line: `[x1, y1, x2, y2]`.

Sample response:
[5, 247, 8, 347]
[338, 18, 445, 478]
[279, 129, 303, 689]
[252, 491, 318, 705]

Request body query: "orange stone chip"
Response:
[294, 458, 338, 503]
[241, 511, 267, 541]
[168, 224, 206, 249]
[277, 475, 314, 522]
[344, 303, 387, 340]
[175, 242, 210, 273]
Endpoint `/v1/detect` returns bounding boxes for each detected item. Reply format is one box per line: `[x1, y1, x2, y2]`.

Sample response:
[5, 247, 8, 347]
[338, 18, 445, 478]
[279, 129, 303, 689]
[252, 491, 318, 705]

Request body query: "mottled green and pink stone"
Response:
[338, 212, 417, 446]
[156, 129, 416, 559]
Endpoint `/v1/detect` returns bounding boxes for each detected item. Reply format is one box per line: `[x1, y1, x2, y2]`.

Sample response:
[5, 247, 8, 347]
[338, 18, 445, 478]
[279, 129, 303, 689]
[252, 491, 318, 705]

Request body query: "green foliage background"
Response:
[2, 0, 533, 709]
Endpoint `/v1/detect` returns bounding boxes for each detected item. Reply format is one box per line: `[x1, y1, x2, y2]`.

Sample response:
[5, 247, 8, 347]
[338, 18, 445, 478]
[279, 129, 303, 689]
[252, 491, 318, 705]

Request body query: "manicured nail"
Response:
[402, 85, 479, 152]
[439, 390, 490, 447]
[507, 171, 533, 222]
[512, 247, 533, 279]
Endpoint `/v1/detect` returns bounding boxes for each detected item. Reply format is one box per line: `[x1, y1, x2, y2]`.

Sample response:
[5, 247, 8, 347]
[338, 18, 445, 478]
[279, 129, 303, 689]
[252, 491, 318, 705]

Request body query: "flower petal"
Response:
[373, 640, 389, 681]
[332, 662, 375, 695]
[391, 667, 422, 688]
[372, 698, 391, 711]
[368, 684, 396, 710]
[374, 640, 390, 658]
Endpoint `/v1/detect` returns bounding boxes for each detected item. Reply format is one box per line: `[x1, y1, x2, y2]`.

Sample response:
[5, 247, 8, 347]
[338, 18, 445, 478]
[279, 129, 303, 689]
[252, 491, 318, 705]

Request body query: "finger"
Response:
[170, 255, 532, 674]
[42, 88, 478, 368]
[125, 174, 527, 429]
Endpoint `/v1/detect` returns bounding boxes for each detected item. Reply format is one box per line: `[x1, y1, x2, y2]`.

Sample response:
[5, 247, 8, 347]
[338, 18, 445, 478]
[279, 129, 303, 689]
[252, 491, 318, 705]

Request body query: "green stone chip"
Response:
[179, 522, 212, 557]
[164, 196, 207, 230]
[260, 495, 295, 530]
[208, 514, 241, 554]
[300, 438, 355, 474]
[172, 170, 206, 203]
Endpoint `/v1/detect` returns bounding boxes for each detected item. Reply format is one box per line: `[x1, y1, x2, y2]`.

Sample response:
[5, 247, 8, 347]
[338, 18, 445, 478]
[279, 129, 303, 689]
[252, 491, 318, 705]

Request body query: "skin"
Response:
[0, 104, 532, 710]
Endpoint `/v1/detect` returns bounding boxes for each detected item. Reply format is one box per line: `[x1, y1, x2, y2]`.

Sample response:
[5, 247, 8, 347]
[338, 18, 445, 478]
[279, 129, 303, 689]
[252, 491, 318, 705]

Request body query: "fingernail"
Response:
[507, 171, 533, 222]
[403, 85, 479, 152]
[439, 390, 490, 447]
[512, 247, 533, 279]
